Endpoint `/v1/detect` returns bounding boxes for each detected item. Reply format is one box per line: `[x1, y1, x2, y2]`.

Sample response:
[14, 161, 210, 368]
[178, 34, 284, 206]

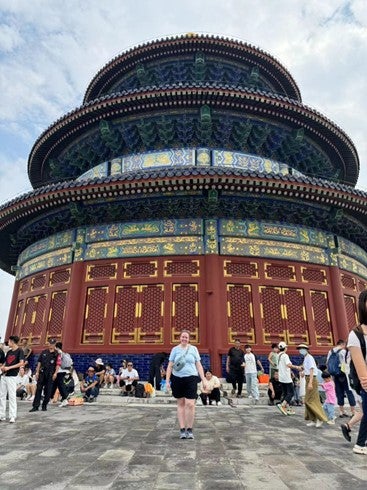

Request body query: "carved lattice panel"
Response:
[171, 284, 199, 343]
[344, 295, 358, 330]
[31, 274, 46, 290]
[311, 290, 333, 346]
[49, 269, 71, 286]
[21, 295, 47, 345]
[139, 285, 164, 343]
[265, 264, 295, 281]
[358, 281, 366, 292]
[124, 261, 158, 278]
[112, 285, 139, 343]
[86, 263, 117, 281]
[226, 284, 255, 343]
[259, 286, 285, 344]
[164, 260, 199, 277]
[301, 267, 327, 285]
[47, 291, 67, 339]
[13, 300, 24, 337]
[341, 274, 356, 291]
[19, 280, 30, 295]
[224, 260, 258, 278]
[283, 288, 309, 345]
[82, 287, 108, 344]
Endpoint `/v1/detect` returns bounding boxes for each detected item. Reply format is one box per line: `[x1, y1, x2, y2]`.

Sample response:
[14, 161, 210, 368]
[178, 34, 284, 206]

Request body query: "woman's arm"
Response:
[165, 361, 173, 388]
[349, 346, 367, 391]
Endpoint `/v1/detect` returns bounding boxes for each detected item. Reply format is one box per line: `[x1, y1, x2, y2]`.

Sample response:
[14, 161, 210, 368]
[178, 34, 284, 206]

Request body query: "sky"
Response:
[0, 0, 366, 341]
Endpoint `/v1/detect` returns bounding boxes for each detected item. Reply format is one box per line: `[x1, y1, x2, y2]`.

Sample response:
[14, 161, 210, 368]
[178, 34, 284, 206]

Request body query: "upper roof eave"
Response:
[83, 33, 302, 103]
[27, 85, 359, 187]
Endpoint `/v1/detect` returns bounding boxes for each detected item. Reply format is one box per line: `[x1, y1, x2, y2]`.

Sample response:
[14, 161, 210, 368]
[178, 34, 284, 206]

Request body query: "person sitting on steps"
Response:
[119, 362, 139, 396]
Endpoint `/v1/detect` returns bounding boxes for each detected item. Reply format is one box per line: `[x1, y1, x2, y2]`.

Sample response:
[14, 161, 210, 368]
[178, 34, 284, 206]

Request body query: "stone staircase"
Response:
[96, 380, 271, 406]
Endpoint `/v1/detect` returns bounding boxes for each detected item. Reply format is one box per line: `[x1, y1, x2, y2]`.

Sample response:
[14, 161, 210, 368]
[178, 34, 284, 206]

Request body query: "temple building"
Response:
[1, 34, 366, 375]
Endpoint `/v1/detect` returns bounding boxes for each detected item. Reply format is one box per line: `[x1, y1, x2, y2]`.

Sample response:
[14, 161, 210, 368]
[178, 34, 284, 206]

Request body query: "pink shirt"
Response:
[321, 379, 336, 404]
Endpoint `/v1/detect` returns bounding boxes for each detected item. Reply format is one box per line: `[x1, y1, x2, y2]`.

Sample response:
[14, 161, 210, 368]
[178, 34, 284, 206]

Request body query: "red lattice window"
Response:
[165, 260, 199, 276]
[82, 287, 108, 344]
[21, 295, 47, 344]
[227, 284, 254, 343]
[140, 285, 164, 342]
[260, 287, 283, 339]
[31, 274, 46, 290]
[12, 300, 24, 336]
[301, 267, 327, 284]
[47, 291, 67, 338]
[344, 295, 358, 329]
[224, 261, 258, 277]
[49, 269, 70, 286]
[358, 281, 367, 292]
[265, 264, 295, 281]
[19, 280, 29, 294]
[341, 274, 356, 291]
[311, 290, 333, 345]
[87, 264, 117, 281]
[284, 288, 308, 344]
[171, 284, 199, 342]
[124, 261, 157, 278]
[112, 285, 139, 342]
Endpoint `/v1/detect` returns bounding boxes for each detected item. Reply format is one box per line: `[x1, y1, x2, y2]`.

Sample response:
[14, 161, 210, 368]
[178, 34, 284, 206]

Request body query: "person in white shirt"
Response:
[346, 289, 367, 455]
[243, 345, 264, 402]
[276, 342, 302, 416]
[120, 362, 139, 396]
[15, 367, 30, 400]
[297, 343, 327, 428]
[198, 370, 222, 406]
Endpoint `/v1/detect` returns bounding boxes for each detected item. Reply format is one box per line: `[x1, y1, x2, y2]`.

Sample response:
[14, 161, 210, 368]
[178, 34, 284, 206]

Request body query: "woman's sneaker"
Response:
[179, 429, 187, 439]
[186, 429, 194, 440]
[353, 445, 367, 455]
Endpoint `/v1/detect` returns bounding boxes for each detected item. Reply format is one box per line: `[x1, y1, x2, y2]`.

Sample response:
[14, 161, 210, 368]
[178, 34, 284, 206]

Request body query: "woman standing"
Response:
[166, 330, 207, 440]
[297, 343, 327, 428]
[347, 290, 367, 455]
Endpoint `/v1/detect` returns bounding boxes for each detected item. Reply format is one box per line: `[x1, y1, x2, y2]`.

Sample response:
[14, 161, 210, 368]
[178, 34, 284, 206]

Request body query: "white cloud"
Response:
[0, 0, 366, 339]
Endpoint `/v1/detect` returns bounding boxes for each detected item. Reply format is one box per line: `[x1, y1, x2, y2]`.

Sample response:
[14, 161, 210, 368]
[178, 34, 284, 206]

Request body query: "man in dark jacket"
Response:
[29, 339, 60, 412]
[148, 352, 168, 389]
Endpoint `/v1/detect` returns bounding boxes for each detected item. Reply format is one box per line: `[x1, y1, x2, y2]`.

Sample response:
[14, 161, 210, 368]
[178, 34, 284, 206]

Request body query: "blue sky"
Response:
[0, 0, 366, 340]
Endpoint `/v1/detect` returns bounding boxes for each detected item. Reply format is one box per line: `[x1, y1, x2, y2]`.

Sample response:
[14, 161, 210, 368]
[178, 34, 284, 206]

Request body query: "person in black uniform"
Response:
[148, 352, 168, 390]
[226, 339, 245, 398]
[29, 339, 60, 412]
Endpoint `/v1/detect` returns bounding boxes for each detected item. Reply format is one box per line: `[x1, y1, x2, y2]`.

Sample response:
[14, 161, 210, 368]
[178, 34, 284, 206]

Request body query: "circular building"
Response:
[1, 34, 366, 375]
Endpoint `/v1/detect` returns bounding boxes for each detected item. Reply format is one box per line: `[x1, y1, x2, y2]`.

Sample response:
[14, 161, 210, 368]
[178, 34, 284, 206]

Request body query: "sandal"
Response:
[341, 423, 351, 442]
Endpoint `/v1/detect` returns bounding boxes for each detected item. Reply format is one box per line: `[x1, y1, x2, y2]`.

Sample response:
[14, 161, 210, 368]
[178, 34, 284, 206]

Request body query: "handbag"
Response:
[173, 346, 191, 372]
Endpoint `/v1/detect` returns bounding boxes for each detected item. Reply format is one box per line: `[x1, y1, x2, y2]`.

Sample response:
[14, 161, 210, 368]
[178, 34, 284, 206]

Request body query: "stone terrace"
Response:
[0, 400, 366, 489]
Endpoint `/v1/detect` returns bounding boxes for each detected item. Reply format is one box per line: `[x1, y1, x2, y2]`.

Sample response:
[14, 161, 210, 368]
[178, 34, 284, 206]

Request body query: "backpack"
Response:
[135, 383, 146, 398]
[61, 352, 73, 370]
[327, 349, 341, 376]
[349, 327, 367, 395]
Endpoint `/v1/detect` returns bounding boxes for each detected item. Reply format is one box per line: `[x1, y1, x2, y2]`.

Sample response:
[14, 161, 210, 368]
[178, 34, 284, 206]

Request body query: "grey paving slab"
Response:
[0, 402, 366, 489]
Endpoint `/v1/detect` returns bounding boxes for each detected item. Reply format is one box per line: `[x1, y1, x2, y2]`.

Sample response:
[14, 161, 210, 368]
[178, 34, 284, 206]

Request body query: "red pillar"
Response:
[204, 255, 226, 376]
[329, 266, 349, 341]
[62, 262, 85, 352]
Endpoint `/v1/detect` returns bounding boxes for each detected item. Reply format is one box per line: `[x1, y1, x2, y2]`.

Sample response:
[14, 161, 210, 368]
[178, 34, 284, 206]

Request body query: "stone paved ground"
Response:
[0, 402, 366, 489]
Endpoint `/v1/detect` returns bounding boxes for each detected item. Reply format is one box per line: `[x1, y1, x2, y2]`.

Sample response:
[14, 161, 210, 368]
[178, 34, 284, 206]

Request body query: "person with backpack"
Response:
[347, 290, 367, 455]
[51, 342, 73, 407]
[326, 339, 356, 418]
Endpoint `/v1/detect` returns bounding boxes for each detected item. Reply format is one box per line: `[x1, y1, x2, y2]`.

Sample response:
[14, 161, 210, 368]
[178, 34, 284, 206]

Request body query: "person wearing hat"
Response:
[29, 339, 61, 412]
[297, 343, 328, 428]
[276, 341, 302, 416]
[94, 358, 106, 386]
